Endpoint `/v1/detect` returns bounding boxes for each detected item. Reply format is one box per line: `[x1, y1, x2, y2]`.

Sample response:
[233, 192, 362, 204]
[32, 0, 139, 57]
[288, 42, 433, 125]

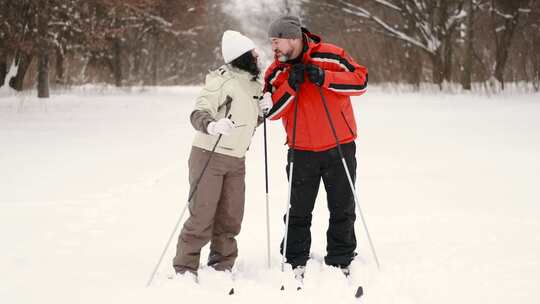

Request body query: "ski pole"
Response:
[316, 86, 381, 269]
[146, 112, 232, 287]
[281, 92, 300, 274]
[263, 115, 271, 269]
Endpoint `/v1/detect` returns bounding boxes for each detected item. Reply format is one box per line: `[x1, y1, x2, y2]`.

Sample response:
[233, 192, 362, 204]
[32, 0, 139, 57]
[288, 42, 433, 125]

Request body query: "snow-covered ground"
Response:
[1, 86, 539, 304]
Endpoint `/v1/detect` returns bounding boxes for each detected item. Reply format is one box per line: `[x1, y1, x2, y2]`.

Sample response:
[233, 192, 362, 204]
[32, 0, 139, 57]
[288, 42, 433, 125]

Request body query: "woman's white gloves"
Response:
[207, 118, 235, 136]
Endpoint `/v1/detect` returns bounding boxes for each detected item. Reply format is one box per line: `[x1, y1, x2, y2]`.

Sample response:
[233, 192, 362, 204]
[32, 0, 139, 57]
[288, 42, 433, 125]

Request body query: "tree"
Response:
[328, 0, 467, 88]
[461, 0, 476, 90]
[528, 2, 540, 91]
[489, 0, 534, 89]
[0, 0, 84, 95]
[0, 0, 37, 91]
[490, 0, 534, 90]
[36, 0, 50, 98]
[0, 0, 8, 87]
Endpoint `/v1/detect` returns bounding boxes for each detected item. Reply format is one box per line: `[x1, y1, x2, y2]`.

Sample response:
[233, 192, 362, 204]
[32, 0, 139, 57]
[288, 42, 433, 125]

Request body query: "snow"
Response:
[1, 86, 540, 304]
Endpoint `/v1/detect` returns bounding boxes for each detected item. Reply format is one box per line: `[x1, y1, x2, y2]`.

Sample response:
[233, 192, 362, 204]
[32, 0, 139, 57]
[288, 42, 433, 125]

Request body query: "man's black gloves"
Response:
[306, 64, 325, 87]
[287, 64, 325, 90]
[288, 64, 305, 91]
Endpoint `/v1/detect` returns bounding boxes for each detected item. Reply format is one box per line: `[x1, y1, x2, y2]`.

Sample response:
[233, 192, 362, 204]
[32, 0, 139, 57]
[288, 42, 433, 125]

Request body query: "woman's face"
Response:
[251, 49, 259, 61]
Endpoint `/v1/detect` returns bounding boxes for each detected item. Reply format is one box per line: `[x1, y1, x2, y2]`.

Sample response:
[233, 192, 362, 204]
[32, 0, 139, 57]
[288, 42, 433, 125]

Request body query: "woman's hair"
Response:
[230, 51, 260, 81]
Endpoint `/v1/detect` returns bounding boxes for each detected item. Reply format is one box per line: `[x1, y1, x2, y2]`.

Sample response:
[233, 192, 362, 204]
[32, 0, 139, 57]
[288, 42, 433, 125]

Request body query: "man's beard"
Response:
[278, 54, 288, 62]
[276, 48, 297, 62]
[275, 49, 292, 62]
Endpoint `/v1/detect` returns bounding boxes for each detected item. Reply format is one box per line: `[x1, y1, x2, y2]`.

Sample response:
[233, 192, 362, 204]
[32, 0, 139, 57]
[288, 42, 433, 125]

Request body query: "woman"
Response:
[173, 30, 272, 276]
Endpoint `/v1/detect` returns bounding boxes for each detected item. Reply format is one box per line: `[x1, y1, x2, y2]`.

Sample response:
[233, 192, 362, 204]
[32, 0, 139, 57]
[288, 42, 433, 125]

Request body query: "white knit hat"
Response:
[221, 30, 256, 63]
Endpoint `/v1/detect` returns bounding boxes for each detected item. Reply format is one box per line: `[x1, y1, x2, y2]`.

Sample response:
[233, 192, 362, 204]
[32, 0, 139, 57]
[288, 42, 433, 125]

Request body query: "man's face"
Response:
[271, 38, 296, 62]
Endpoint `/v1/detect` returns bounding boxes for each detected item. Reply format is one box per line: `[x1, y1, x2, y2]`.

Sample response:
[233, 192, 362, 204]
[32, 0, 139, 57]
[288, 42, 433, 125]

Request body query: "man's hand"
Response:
[207, 118, 235, 136]
[288, 64, 305, 91]
[306, 64, 325, 87]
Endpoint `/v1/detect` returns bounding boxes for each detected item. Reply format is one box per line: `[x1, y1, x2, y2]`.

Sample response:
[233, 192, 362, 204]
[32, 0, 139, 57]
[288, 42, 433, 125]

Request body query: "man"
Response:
[263, 16, 368, 277]
[173, 30, 270, 277]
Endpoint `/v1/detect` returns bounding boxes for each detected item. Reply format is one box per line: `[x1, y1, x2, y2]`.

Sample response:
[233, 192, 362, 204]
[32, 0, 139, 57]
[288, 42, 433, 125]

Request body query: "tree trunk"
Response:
[0, 49, 7, 87]
[133, 46, 141, 82]
[535, 67, 540, 92]
[37, 0, 50, 98]
[494, 41, 513, 91]
[404, 17, 422, 90]
[439, 0, 452, 85]
[113, 38, 122, 87]
[431, 51, 444, 89]
[151, 31, 159, 86]
[492, 3, 521, 90]
[37, 50, 50, 98]
[407, 46, 422, 90]
[9, 52, 33, 91]
[461, 0, 474, 90]
[55, 47, 65, 85]
[443, 38, 453, 83]
[0, 1, 9, 88]
[534, 35, 540, 91]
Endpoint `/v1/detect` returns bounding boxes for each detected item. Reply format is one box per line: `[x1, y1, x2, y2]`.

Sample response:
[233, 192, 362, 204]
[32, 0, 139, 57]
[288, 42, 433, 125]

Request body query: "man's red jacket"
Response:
[264, 30, 368, 152]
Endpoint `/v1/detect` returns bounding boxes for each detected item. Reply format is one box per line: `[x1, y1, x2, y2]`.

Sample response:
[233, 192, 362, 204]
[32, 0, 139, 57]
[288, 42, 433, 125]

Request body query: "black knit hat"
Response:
[268, 15, 302, 39]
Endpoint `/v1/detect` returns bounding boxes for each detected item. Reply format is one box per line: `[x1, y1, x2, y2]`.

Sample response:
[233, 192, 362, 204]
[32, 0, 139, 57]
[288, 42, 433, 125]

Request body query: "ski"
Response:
[282, 281, 362, 297]
[354, 286, 364, 298]
[227, 272, 237, 295]
[279, 277, 303, 292]
[278, 268, 363, 298]
[342, 268, 364, 299]
[341, 279, 364, 299]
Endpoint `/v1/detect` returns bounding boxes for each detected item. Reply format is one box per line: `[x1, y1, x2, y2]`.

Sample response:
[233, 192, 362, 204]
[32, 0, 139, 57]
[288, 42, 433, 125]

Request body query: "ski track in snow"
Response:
[1, 86, 539, 304]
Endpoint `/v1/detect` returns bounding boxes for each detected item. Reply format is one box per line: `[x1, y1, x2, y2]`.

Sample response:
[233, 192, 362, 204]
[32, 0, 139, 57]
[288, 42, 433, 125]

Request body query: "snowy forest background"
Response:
[1, 0, 539, 97]
[2, 2, 540, 303]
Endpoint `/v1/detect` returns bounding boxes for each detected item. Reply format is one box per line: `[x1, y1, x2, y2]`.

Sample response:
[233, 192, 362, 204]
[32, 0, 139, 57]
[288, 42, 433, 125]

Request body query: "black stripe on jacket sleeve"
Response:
[266, 92, 293, 119]
[328, 74, 368, 92]
[311, 52, 356, 72]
